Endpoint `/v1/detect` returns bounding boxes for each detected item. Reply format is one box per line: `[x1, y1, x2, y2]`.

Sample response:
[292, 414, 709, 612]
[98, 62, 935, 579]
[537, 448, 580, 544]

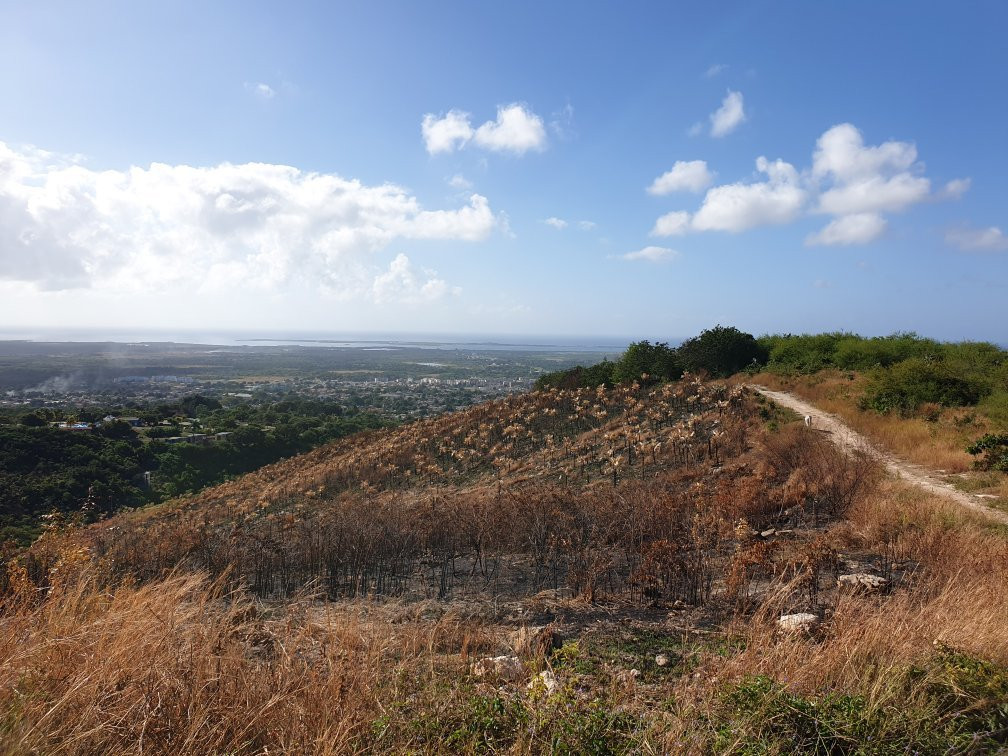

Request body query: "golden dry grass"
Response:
[3, 384, 1007, 754]
[746, 370, 1008, 498]
[0, 564, 505, 755]
[731, 481, 1008, 678]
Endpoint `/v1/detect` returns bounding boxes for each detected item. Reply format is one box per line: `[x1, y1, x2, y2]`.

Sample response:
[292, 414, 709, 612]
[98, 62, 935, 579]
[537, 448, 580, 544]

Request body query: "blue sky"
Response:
[0, 1, 1005, 341]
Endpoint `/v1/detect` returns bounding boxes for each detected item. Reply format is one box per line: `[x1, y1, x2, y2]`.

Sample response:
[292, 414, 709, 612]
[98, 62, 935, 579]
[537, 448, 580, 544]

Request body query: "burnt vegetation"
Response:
[19, 379, 874, 613]
[4, 371, 1007, 754]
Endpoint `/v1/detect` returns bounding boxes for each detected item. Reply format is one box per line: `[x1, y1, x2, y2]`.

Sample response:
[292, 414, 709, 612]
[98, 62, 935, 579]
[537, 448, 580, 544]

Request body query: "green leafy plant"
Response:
[966, 433, 1008, 471]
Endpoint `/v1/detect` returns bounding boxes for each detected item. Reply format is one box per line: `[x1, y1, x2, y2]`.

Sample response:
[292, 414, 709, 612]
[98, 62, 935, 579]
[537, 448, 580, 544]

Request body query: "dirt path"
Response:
[748, 385, 1008, 526]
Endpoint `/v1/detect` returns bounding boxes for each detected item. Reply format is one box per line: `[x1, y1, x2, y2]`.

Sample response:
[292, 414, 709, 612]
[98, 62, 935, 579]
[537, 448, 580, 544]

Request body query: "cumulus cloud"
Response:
[806, 213, 886, 246]
[818, 173, 930, 216]
[0, 141, 499, 300]
[447, 173, 472, 189]
[422, 110, 474, 154]
[812, 123, 917, 182]
[649, 122, 964, 246]
[422, 104, 547, 155]
[578, 220, 596, 231]
[692, 157, 805, 232]
[473, 104, 547, 154]
[621, 246, 679, 262]
[710, 91, 746, 137]
[647, 160, 714, 195]
[945, 226, 1008, 252]
[543, 217, 568, 229]
[650, 211, 691, 237]
[705, 63, 728, 78]
[371, 253, 458, 304]
[812, 124, 929, 214]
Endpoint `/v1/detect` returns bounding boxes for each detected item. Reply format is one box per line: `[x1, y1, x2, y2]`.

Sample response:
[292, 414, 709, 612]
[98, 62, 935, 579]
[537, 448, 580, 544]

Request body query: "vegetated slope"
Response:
[72, 376, 781, 599]
[8, 378, 1008, 754]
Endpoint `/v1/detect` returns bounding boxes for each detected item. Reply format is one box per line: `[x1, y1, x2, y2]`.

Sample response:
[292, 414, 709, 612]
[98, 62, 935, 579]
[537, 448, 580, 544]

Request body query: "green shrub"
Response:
[678, 326, 767, 378]
[710, 650, 1008, 754]
[977, 390, 1008, 426]
[966, 433, 1008, 471]
[535, 360, 616, 391]
[761, 332, 848, 373]
[611, 341, 682, 385]
[861, 358, 989, 414]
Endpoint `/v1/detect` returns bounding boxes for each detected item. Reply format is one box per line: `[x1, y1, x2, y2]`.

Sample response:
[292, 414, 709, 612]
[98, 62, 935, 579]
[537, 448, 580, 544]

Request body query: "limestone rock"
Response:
[777, 613, 820, 633]
[527, 669, 558, 694]
[473, 655, 524, 682]
[615, 668, 640, 685]
[837, 573, 888, 593]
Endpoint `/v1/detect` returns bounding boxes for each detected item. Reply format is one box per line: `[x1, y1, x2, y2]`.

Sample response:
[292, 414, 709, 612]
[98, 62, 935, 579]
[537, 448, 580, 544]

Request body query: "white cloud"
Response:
[817, 173, 930, 216]
[245, 82, 275, 99]
[806, 213, 887, 246]
[650, 122, 960, 246]
[691, 157, 805, 232]
[650, 211, 691, 237]
[710, 90, 746, 137]
[405, 194, 497, 241]
[421, 110, 473, 154]
[945, 226, 1008, 252]
[422, 103, 547, 155]
[473, 104, 547, 154]
[578, 220, 596, 231]
[705, 63, 728, 78]
[687, 121, 704, 137]
[0, 141, 499, 300]
[447, 173, 472, 189]
[812, 123, 917, 182]
[371, 253, 457, 304]
[647, 160, 714, 195]
[941, 178, 971, 199]
[543, 217, 568, 229]
[812, 123, 930, 214]
[621, 246, 679, 262]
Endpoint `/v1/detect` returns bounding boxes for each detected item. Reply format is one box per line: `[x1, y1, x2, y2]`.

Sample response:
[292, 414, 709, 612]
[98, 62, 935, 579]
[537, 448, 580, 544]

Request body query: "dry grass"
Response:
[3, 384, 1007, 754]
[0, 564, 509, 755]
[746, 370, 1008, 498]
[685, 479, 1008, 723]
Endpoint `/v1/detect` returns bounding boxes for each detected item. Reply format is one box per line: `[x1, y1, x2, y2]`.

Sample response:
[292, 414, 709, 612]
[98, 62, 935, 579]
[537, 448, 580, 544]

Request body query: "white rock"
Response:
[837, 573, 888, 593]
[615, 668, 640, 685]
[527, 669, 558, 694]
[777, 613, 820, 633]
[473, 655, 524, 682]
[655, 653, 671, 667]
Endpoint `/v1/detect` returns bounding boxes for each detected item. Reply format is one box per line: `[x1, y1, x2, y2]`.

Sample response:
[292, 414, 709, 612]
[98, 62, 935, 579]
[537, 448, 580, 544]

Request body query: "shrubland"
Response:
[0, 398, 387, 545]
[2, 377, 1007, 753]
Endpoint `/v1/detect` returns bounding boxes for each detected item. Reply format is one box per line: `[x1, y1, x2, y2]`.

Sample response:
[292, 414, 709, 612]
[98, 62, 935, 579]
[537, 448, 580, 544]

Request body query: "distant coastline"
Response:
[0, 328, 634, 353]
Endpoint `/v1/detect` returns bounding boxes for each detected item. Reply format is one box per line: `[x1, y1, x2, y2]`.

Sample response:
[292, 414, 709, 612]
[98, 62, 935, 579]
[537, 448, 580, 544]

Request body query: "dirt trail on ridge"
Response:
[748, 385, 1008, 526]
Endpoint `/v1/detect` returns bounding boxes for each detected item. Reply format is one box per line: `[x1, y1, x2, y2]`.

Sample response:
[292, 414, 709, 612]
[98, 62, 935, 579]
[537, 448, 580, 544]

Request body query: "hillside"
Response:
[4, 379, 1008, 753]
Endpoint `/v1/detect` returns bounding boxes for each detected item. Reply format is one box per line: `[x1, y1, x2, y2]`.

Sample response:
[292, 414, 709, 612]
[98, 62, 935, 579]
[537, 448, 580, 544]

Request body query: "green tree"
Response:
[612, 341, 683, 385]
[677, 326, 767, 377]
